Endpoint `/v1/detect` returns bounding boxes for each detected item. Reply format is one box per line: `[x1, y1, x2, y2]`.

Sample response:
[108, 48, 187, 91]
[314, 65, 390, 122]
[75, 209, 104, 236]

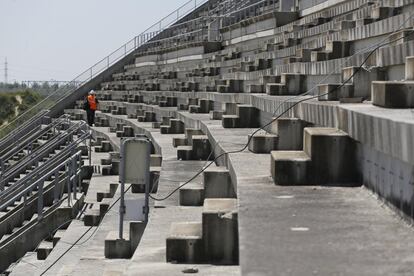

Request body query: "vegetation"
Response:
[0, 90, 43, 126]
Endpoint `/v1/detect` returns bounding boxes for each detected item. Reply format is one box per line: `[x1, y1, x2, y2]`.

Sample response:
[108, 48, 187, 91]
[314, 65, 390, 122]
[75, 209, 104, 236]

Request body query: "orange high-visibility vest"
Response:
[87, 95, 97, 111]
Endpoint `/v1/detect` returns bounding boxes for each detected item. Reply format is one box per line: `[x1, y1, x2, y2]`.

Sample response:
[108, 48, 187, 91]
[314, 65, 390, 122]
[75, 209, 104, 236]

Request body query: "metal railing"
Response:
[0, 129, 89, 212]
[222, 0, 279, 27]
[0, 0, 210, 140]
[0, 121, 89, 193]
[0, 115, 70, 166]
[0, 110, 49, 151]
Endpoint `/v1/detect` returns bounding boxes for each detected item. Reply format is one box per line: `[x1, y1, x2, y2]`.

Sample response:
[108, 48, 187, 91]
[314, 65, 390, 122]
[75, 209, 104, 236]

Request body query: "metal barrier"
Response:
[0, 110, 49, 151]
[0, 150, 82, 216]
[0, 121, 89, 195]
[0, 114, 70, 165]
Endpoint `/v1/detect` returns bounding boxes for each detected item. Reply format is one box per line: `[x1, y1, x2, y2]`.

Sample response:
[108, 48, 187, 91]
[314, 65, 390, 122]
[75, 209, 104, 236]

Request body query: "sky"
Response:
[0, 0, 187, 83]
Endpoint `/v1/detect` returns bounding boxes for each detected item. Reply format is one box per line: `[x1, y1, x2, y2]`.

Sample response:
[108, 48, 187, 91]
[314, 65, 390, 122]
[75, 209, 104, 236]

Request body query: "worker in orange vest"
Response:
[85, 90, 99, 126]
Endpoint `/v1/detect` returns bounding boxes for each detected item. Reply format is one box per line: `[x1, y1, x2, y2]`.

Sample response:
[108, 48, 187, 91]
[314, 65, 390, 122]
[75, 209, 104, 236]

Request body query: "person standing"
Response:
[85, 90, 99, 126]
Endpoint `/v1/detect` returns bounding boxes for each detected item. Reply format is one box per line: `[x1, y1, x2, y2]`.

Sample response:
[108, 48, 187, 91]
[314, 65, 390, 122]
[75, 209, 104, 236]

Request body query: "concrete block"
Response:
[318, 83, 354, 101]
[166, 222, 203, 263]
[105, 231, 132, 259]
[84, 209, 101, 226]
[203, 167, 235, 198]
[210, 110, 223, 120]
[179, 185, 205, 206]
[372, 81, 414, 108]
[202, 199, 238, 265]
[271, 151, 311, 185]
[304, 128, 358, 185]
[248, 130, 279, 154]
[37, 241, 54, 260]
[405, 56, 414, 80]
[270, 118, 309, 150]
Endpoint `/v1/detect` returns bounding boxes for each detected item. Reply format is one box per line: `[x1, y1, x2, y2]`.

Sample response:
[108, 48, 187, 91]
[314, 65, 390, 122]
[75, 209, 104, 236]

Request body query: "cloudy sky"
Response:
[0, 0, 188, 83]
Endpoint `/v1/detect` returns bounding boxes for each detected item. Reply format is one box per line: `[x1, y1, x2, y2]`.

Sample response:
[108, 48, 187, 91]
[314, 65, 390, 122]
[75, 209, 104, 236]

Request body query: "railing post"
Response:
[37, 180, 44, 221]
[107, 56, 110, 69]
[53, 170, 59, 203]
[66, 163, 71, 207]
[124, 44, 127, 57]
[72, 155, 77, 200]
[90, 68, 93, 80]
[0, 159, 4, 192]
[78, 154, 82, 193]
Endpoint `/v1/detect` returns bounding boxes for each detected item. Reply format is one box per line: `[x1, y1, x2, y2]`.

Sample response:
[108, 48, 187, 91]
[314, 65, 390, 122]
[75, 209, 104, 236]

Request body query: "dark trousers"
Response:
[87, 110, 96, 126]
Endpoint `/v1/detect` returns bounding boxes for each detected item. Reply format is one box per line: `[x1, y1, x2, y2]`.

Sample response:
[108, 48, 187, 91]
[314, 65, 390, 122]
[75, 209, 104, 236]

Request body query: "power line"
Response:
[4, 57, 8, 84]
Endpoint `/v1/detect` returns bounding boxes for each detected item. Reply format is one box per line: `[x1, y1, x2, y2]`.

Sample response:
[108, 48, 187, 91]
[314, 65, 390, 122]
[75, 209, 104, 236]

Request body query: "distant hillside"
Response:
[0, 90, 43, 126]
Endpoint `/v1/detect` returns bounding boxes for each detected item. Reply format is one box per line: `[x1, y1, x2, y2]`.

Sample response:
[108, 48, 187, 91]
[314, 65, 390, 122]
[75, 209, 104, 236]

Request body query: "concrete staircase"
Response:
[372, 56, 414, 107]
[166, 198, 238, 265]
[160, 118, 185, 134]
[222, 103, 260, 128]
[266, 73, 306, 95]
[179, 166, 236, 206]
[271, 127, 359, 186]
[318, 66, 386, 101]
[248, 118, 310, 153]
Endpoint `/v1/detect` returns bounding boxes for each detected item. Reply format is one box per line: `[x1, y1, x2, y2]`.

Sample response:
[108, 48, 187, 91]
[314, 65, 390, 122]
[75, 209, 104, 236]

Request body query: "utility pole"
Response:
[4, 58, 8, 84]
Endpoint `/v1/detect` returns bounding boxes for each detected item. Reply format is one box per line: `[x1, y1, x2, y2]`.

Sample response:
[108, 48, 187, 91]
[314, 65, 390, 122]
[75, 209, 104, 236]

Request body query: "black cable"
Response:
[39, 226, 93, 276]
[38, 185, 132, 275]
[149, 29, 414, 202]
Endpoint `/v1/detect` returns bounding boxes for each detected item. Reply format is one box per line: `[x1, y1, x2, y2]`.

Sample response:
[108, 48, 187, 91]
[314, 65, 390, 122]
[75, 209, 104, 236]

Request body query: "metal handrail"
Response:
[0, 121, 88, 192]
[0, 115, 70, 163]
[0, 0, 210, 139]
[0, 130, 89, 203]
[0, 110, 48, 150]
[0, 151, 81, 211]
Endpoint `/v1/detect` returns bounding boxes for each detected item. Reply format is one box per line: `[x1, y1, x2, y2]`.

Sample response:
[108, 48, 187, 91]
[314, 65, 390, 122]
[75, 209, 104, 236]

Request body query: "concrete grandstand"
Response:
[1, 0, 414, 275]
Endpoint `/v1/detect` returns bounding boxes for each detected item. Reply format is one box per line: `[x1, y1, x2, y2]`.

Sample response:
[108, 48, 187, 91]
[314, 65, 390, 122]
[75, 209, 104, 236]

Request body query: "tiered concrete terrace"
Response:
[3, 0, 414, 275]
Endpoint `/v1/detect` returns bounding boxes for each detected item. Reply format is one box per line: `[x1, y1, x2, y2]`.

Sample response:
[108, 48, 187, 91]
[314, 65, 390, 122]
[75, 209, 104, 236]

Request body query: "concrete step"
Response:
[84, 208, 101, 226]
[248, 130, 279, 154]
[203, 166, 235, 199]
[372, 81, 414, 108]
[177, 135, 212, 161]
[52, 229, 66, 246]
[97, 183, 119, 202]
[202, 198, 238, 265]
[36, 241, 54, 260]
[266, 74, 305, 96]
[131, 167, 160, 193]
[166, 222, 203, 263]
[179, 184, 204, 206]
[271, 127, 359, 186]
[222, 104, 259, 128]
[318, 83, 354, 101]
